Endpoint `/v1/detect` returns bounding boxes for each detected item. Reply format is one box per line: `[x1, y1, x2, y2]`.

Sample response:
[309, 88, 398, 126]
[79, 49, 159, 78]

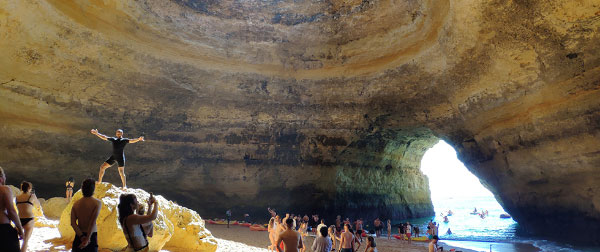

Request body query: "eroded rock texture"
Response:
[0, 0, 599, 243]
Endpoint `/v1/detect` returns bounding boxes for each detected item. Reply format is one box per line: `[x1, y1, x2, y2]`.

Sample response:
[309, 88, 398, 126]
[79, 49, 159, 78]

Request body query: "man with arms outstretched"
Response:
[276, 218, 303, 252]
[91, 129, 144, 188]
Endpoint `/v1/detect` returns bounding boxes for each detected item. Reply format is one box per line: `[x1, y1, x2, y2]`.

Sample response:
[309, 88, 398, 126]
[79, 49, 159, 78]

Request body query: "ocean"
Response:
[398, 195, 600, 252]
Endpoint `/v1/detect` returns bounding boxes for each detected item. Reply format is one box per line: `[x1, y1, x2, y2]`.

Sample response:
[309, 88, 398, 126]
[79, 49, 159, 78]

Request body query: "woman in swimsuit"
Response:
[328, 225, 337, 251]
[268, 217, 277, 252]
[118, 193, 158, 252]
[66, 177, 74, 202]
[16, 181, 39, 252]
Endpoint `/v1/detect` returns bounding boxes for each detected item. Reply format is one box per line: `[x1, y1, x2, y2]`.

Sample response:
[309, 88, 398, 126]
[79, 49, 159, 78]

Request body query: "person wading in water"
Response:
[91, 129, 144, 188]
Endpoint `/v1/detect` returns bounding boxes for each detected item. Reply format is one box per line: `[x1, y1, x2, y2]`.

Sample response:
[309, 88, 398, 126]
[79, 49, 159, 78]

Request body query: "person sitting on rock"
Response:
[16, 181, 40, 252]
[0, 166, 24, 252]
[118, 193, 158, 252]
[71, 178, 102, 252]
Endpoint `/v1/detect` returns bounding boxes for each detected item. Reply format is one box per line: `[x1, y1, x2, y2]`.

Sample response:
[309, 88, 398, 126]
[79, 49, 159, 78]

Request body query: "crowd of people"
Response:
[263, 209, 445, 252]
[266, 212, 377, 252]
[0, 166, 160, 252]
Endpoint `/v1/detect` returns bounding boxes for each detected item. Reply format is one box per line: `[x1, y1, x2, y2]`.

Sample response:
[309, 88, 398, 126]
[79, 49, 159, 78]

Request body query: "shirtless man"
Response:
[91, 129, 144, 188]
[276, 218, 303, 252]
[0, 167, 24, 252]
[339, 224, 355, 252]
[71, 178, 102, 252]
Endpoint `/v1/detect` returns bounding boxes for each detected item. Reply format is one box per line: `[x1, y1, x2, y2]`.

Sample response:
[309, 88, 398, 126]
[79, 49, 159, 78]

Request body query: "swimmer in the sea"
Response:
[91, 129, 144, 188]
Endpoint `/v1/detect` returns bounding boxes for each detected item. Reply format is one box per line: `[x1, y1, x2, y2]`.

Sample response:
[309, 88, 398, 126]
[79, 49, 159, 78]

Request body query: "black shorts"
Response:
[73, 232, 98, 252]
[105, 155, 125, 167]
[0, 224, 20, 252]
[357, 229, 363, 235]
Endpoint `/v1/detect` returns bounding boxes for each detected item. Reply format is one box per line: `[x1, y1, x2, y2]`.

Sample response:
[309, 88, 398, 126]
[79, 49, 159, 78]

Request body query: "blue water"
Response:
[400, 195, 600, 252]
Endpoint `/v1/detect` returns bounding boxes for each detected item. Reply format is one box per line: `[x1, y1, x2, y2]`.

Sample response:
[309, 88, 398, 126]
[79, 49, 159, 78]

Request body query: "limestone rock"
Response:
[1, 0, 599, 244]
[58, 182, 217, 251]
[41, 197, 68, 220]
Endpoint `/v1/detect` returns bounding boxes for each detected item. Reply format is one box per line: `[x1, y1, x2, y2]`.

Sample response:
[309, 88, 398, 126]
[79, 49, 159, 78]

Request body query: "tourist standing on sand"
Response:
[339, 224, 360, 252]
[373, 218, 382, 237]
[226, 209, 232, 228]
[336, 215, 342, 231]
[118, 193, 158, 252]
[328, 225, 338, 251]
[355, 218, 363, 242]
[276, 218, 303, 252]
[0, 167, 24, 252]
[405, 222, 412, 244]
[317, 219, 327, 237]
[386, 219, 391, 240]
[312, 226, 333, 252]
[91, 129, 144, 188]
[268, 217, 277, 252]
[71, 178, 102, 252]
[16, 181, 40, 252]
[364, 236, 377, 252]
[66, 177, 75, 202]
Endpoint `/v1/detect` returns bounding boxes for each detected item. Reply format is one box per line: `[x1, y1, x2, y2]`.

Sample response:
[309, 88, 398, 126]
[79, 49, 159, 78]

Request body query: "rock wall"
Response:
[0, 0, 599, 244]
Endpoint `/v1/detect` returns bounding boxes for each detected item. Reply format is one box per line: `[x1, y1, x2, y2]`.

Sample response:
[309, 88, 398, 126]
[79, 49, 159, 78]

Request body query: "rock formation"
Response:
[41, 197, 69, 220]
[58, 182, 217, 251]
[0, 0, 599, 244]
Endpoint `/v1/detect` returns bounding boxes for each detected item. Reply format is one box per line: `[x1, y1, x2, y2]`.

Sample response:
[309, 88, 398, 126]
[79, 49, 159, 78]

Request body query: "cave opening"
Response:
[420, 140, 519, 243]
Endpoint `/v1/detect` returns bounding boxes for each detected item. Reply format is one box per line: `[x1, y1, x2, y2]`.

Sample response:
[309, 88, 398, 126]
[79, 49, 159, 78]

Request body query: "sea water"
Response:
[400, 195, 599, 252]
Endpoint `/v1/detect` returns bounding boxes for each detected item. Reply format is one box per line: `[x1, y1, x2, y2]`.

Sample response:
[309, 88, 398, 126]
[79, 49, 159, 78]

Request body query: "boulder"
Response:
[58, 182, 217, 251]
[41, 197, 68, 220]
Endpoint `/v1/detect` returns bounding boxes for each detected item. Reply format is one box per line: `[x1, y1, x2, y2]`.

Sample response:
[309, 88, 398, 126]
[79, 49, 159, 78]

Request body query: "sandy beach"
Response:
[207, 224, 479, 252]
[21, 220, 538, 252]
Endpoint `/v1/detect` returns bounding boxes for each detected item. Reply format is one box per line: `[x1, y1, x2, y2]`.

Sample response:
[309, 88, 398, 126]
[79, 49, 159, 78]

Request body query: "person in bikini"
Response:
[0, 167, 24, 252]
[71, 178, 102, 252]
[118, 193, 158, 252]
[16, 181, 40, 252]
[91, 129, 144, 188]
[66, 177, 75, 202]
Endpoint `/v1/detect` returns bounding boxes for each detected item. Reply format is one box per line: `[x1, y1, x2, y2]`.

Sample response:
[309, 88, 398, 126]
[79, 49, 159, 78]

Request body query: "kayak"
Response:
[250, 225, 268, 231]
[208, 220, 237, 225]
[393, 235, 429, 242]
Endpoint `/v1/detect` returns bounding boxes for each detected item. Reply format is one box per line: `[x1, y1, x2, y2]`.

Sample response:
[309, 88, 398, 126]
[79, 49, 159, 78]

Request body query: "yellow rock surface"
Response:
[41, 197, 69, 220]
[58, 182, 217, 251]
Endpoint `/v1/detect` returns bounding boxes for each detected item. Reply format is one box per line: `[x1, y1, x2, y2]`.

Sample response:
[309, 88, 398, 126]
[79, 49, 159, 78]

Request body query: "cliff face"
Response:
[0, 0, 599, 243]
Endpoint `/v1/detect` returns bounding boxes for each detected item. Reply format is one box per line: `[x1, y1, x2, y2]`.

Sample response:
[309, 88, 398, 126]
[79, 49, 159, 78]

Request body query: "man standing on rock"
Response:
[277, 218, 303, 252]
[91, 129, 144, 188]
[71, 178, 102, 252]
